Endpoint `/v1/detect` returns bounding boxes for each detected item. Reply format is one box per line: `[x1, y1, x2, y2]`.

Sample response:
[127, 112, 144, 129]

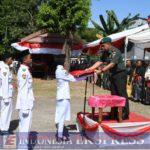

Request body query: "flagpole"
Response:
[83, 77, 88, 123]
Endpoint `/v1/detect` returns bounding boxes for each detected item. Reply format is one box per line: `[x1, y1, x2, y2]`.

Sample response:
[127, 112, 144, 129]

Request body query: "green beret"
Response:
[101, 37, 112, 44]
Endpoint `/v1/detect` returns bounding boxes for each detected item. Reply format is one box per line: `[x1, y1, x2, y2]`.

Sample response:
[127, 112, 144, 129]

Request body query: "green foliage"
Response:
[36, 0, 91, 70]
[36, 0, 91, 36]
[77, 28, 99, 43]
[91, 10, 140, 36]
[0, 0, 41, 53]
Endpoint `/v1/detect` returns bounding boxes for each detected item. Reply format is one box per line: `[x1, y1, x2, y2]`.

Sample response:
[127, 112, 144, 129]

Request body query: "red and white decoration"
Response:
[77, 112, 150, 148]
[11, 42, 83, 55]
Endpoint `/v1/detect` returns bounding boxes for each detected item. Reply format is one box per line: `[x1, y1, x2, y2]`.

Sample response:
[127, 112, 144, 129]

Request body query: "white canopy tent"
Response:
[125, 27, 150, 60]
[84, 24, 149, 49]
[83, 24, 150, 59]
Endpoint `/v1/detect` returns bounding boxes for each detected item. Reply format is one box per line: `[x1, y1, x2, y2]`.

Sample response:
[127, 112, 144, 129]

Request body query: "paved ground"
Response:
[10, 78, 150, 133]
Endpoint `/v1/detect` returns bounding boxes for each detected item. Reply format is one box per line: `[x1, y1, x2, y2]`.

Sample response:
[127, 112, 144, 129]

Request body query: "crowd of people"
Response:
[126, 60, 150, 104]
[76, 58, 150, 105]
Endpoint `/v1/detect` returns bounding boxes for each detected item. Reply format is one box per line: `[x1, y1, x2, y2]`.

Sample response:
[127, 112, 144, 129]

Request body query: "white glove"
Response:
[22, 110, 29, 117]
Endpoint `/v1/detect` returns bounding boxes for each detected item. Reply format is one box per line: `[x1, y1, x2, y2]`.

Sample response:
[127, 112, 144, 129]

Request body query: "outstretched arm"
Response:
[102, 63, 115, 72]
[86, 61, 103, 71]
[94, 63, 115, 75]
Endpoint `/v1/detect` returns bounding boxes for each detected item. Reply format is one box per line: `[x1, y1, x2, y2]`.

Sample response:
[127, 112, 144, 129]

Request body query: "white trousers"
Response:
[19, 109, 32, 133]
[55, 99, 70, 138]
[0, 99, 12, 131]
[17, 109, 32, 150]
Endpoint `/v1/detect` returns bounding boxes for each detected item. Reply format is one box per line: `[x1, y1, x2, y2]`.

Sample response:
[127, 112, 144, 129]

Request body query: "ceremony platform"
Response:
[76, 112, 150, 148]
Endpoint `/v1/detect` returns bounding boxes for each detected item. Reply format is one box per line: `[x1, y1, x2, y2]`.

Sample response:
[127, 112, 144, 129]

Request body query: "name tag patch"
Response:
[22, 74, 26, 79]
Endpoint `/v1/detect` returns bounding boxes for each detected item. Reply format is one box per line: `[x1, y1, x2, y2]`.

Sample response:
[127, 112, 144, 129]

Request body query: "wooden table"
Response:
[88, 95, 126, 123]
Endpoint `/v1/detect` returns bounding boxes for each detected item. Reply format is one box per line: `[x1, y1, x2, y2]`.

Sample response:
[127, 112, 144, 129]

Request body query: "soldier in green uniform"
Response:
[85, 37, 129, 120]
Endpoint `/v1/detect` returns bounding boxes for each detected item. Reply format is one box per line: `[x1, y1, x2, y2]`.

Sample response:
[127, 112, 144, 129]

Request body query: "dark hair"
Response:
[1, 52, 12, 62]
[57, 54, 66, 66]
[15, 49, 30, 63]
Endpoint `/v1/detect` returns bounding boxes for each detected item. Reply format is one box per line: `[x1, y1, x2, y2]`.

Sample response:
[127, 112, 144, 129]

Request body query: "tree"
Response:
[77, 28, 99, 43]
[0, 0, 41, 54]
[36, 0, 91, 70]
[91, 10, 140, 36]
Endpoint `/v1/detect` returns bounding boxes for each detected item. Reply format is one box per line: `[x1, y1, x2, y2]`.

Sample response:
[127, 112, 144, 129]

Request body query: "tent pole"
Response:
[142, 49, 146, 102]
[124, 38, 128, 66]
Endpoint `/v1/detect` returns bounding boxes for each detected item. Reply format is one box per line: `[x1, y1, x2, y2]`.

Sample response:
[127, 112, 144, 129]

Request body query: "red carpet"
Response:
[85, 112, 150, 123]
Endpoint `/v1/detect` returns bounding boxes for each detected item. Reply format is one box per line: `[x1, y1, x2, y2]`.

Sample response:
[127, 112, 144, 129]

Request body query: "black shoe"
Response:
[56, 137, 64, 143]
[0, 131, 10, 135]
[1, 130, 14, 135]
[63, 136, 70, 142]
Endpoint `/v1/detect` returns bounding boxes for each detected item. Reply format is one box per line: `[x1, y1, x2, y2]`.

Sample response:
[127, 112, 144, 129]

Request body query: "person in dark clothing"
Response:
[132, 60, 146, 102]
[85, 37, 129, 120]
[126, 60, 134, 98]
[126, 60, 133, 76]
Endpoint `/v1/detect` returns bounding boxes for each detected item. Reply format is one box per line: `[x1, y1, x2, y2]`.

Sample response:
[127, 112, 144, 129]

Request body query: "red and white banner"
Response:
[77, 112, 150, 136]
[11, 42, 82, 55]
[77, 112, 150, 148]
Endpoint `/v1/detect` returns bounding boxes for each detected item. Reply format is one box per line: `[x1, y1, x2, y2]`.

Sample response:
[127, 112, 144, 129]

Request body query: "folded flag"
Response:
[70, 69, 94, 77]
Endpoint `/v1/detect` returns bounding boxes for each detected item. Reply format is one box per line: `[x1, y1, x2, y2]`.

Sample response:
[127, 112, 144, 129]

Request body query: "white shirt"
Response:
[0, 61, 4, 99]
[145, 66, 150, 80]
[55, 65, 76, 100]
[16, 64, 35, 110]
[0, 62, 12, 102]
[8, 70, 13, 98]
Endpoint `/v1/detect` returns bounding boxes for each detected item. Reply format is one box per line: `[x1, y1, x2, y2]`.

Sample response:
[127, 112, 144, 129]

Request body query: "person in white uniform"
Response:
[16, 50, 35, 150]
[145, 64, 150, 80]
[55, 57, 85, 142]
[0, 53, 13, 135]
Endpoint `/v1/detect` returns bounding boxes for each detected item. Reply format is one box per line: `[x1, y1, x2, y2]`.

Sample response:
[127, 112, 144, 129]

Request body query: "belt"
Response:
[57, 99, 70, 102]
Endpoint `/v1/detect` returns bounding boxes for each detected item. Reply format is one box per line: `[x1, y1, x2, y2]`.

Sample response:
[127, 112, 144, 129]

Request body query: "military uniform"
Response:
[55, 65, 85, 139]
[101, 46, 129, 119]
[0, 61, 13, 132]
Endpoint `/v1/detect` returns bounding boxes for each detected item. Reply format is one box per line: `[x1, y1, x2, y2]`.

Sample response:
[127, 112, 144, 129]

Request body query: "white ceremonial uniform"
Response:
[0, 62, 13, 131]
[0, 61, 4, 129]
[16, 64, 35, 132]
[145, 66, 150, 80]
[0, 61, 4, 101]
[55, 65, 85, 138]
[16, 64, 34, 150]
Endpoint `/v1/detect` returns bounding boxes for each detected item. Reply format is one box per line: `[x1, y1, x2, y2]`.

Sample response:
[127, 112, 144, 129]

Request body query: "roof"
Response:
[20, 30, 81, 45]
